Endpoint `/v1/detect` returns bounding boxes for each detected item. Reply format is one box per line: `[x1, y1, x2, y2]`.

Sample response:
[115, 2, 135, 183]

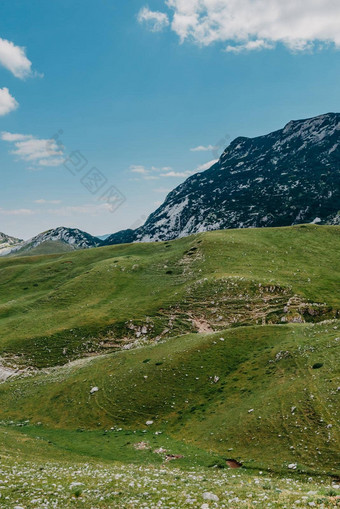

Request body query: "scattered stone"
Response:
[134, 442, 149, 450]
[154, 447, 167, 455]
[90, 387, 99, 394]
[288, 463, 297, 470]
[203, 492, 219, 502]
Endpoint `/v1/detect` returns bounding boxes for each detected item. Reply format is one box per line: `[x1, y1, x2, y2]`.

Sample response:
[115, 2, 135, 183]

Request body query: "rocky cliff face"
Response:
[105, 113, 340, 245]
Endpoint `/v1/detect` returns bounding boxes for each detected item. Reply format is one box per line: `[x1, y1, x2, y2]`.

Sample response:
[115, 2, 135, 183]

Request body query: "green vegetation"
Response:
[0, 224, 339, 368]
[1, 425, 338, 508]
[0, 225, 339, 506]
[0, 321, 339, 474]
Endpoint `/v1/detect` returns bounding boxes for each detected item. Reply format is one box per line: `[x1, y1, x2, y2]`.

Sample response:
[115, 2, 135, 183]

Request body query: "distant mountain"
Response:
[104, 113, 340, 245]
[2, 227, 101, 257]
[0, 232, 23, 255]
[96, 234, 112, 241]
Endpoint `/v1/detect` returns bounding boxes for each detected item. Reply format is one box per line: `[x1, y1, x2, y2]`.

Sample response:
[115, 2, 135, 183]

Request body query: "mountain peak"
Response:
[1, 227, 101, 257]
[104, 112, 340, 245]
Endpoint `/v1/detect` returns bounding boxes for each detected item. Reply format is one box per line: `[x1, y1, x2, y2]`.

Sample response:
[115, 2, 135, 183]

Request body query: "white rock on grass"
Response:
[203, 492, 219, 501]
[90, 387, 99, 394]
[288, 463, 297, 469]
[146, 420, 154, 426]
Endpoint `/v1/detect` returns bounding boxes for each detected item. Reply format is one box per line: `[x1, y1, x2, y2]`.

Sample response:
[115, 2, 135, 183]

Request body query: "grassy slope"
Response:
[0, 224, 339, 367]
[2, 427, 337, 509]
[0, 225, 339, 477]
[0, 321, 339, 474]
[11, 239, 78, 256]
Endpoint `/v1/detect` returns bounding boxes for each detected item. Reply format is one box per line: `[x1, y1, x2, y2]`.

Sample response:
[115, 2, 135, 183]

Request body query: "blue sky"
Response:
[1, 0, 340, 239]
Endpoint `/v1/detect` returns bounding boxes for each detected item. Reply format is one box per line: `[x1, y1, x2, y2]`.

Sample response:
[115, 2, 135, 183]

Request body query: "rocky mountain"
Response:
[1, 227, 101, 257]
[0, 232, 22, 246]
[0, 232, 23, 255]
[104, 112, 340, 245]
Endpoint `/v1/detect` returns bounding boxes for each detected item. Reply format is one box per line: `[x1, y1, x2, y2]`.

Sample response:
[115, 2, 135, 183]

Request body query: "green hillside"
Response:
[0, 224, 339, 485]
[0, 224, 339, 368]
[11, 239, 79, 256]
[0, 320, 339, 475]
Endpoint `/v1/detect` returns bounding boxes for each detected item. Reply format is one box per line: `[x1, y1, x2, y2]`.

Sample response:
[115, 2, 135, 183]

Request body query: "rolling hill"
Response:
[0, 225, 339, 478]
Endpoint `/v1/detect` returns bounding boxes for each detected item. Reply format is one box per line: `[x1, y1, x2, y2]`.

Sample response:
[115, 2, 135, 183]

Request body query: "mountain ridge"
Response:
[1, 226, 101, 257]
[104, 112, 340, 245]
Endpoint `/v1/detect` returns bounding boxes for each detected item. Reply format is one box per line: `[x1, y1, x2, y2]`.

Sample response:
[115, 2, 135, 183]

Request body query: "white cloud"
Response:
[141, 1, 340, 52]
[196, 159, 218, 172]
[190, 144, 217, 152]
[160, 159, 218, 178]
[1, 131, 64, 168]
[226, 40, 274, 53]
[0, 88, 18, 116]
[138, 7, 170, 32]
[0, 37, 34, 79]
[1, 132, 31, 142]
[130, 164, 173, 180]
[34, 199, 61, 205]
[161, 170, 192, 178]
[0, 207, 35, 216]
[130, 165, 149, 175]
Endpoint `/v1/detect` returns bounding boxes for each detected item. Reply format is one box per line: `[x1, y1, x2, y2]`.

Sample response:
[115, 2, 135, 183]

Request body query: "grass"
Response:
[0, 225, 339, 506]
[0, 224, 339, 368]
[1, 425, 339, 508]
[0, 321, 339, 475]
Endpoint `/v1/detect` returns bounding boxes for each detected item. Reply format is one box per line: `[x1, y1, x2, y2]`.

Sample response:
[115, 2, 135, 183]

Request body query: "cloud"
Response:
[138, 7, 170, 32]
[0, 37, 34, 79]
[196, 159, 218, 172]
[0, 207, 35, 216]
[226, 40, 274, 53]
[1, 131, 64, 168]
[34, 199, 61, 205]
[130, 164, 174, 180]
[140, 1, 340, 52]
[0, 88, 18, 116]
[190, 144, 218, 152]
[160, 159, 218, 178]
[130, 165, 149, 175]
[161, 170, 192, 178]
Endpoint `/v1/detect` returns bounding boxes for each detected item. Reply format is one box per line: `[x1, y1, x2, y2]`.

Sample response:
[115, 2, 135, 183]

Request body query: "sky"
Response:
[1, 0, 340, 240]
